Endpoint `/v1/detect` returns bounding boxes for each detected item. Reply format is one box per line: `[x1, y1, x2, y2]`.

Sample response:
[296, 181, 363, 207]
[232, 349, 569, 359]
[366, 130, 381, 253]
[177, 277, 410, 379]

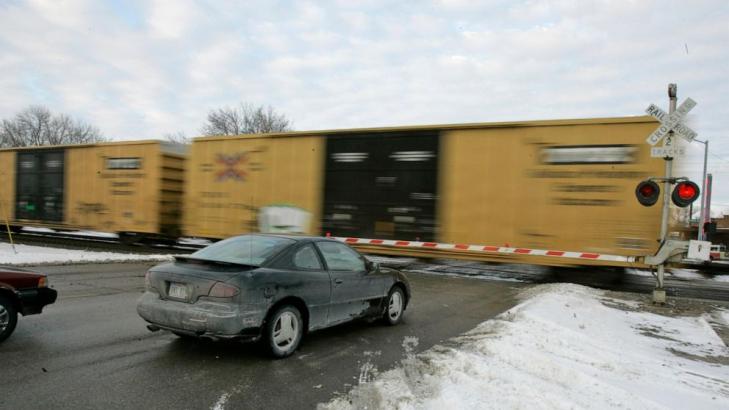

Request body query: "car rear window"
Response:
[191, 235, 295, 266]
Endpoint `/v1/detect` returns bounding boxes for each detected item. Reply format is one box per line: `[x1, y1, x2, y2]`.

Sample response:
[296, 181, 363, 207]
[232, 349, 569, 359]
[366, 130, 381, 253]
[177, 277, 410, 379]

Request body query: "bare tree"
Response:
[201, 103, 292, 136]
[0, 105, 105, 147]
[163, 131, 191, 144]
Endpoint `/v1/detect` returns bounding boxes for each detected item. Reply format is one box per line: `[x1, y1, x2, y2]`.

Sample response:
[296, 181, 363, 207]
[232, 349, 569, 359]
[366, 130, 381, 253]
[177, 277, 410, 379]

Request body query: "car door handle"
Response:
[334, 278, 344, 284]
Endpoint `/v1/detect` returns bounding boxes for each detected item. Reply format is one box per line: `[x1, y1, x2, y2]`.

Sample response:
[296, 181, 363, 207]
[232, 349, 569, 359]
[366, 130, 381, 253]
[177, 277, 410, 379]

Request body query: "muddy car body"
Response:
[137, 234, 410, 357]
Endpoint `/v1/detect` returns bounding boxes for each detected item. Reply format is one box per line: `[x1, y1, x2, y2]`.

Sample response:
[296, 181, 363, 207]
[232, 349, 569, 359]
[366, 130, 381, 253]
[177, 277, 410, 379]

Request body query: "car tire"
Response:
[382, 286, 405, 326]
[0, 296, 18, 343]
[264, 305, 303, 358]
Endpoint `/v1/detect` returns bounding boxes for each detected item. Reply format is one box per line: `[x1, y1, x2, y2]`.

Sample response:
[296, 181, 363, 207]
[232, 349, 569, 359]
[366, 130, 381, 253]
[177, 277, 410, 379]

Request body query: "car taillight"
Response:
[38, 276, 48, 288]
[209, 282, 240, 298]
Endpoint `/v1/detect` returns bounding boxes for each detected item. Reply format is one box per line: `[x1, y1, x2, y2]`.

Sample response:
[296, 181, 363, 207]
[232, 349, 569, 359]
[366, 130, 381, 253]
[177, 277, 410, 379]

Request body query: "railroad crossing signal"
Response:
[634, 179, 700, 208]
[645, 97, 697, 146]
[671, 181, 700, 208]
[635, 180, 660, 206]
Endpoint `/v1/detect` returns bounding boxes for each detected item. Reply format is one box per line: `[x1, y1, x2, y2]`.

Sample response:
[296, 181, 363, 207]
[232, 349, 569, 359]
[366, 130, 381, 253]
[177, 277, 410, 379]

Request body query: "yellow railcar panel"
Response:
[66, 144, 161, 234]
[184, 136, 324, 238]
[439, 121, 665, 256]
[0, 152, 15, 223]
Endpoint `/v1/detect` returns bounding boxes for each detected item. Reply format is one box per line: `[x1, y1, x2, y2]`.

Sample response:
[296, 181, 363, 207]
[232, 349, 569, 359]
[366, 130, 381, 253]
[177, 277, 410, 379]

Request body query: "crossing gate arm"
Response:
[332, 237, 643, 268]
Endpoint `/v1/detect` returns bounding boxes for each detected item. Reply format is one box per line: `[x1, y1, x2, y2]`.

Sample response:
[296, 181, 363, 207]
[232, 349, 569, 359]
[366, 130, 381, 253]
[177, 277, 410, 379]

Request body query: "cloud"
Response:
[1, 0, 728, 201]
[146, 0, 202, 39]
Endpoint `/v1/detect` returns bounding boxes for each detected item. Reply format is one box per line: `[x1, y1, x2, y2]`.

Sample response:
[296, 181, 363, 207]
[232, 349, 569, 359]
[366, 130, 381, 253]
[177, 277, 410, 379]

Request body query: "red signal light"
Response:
[639, 184, 656, 197]
[635, 180, 660, 206]
[671, 181, 700, 208]
[676, 183, 696, 200]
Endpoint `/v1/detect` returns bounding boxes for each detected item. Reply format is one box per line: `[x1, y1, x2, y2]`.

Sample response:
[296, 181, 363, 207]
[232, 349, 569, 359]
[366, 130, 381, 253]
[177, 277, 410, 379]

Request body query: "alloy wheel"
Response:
[388, 290, 403, 322]
[273, 311, 299, 350]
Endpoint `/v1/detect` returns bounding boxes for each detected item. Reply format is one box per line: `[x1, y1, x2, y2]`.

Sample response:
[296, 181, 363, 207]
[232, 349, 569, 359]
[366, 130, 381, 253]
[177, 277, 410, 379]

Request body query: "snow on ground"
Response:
[366, 255, 419, 268]
[20, 226, 120, 238]
[628, 267, 729, 283]
[21, 226, 55, 233]
[0, 243, 174, 266]
[59, 230, 119, 239]
[320, 284, 729, 410]
[178, 237, 213, 246]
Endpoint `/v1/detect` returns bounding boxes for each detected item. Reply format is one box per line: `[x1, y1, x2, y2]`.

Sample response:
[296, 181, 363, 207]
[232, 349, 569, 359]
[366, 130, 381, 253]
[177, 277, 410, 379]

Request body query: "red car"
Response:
[0, 266, 58, 343]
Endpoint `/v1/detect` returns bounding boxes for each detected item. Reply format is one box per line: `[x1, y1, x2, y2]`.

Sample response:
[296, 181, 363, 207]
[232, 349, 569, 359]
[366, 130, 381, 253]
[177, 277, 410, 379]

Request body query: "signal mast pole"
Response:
[654, 84, 677, 304]
[697, 139, 709, 241]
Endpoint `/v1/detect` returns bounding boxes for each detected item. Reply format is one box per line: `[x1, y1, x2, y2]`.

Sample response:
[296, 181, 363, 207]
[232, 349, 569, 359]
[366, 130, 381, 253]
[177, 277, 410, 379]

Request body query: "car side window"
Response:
[292, 244, 322, 270]
[317, 242, 365, 272]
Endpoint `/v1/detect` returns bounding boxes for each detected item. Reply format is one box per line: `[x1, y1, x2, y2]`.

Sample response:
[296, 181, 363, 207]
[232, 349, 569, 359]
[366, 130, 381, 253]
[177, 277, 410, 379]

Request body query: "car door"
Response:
[264, 243, 333, 331]
[316, 241, 383, 325]
[286, 243, 331, 330]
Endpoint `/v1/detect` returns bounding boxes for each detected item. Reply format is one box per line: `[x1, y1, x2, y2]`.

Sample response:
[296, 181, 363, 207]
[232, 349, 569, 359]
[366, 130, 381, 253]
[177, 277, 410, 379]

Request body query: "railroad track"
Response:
[0, 231, 201, 254]
[3, 233, 728, 301]
[394, 259, 729, 302]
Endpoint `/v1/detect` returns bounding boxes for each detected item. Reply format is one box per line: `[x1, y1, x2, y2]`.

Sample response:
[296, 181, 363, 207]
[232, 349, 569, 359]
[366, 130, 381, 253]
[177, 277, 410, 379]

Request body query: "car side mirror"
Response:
[365, 260, 379, 273]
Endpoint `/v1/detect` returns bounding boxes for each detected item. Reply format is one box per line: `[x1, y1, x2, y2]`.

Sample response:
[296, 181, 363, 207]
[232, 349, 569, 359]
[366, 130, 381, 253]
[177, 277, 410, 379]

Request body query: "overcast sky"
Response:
[2, 0, 728, 204]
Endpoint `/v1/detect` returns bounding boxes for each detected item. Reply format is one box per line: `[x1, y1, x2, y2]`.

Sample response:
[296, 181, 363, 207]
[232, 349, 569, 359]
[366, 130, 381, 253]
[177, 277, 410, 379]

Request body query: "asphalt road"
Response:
[402, 260, 729, 301]
[0, 263, 527, 410]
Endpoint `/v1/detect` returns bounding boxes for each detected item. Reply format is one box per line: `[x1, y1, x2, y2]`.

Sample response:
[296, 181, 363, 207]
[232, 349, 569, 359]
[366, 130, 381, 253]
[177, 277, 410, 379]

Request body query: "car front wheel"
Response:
[265, 305, 303, 358]
[383, 286, 405, 325]
[0, 296, 18, 343]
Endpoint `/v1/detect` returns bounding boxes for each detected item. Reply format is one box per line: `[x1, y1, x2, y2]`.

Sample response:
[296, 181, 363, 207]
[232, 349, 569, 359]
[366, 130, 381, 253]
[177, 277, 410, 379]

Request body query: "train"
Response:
[0, 116, 668, 267]
[0, 140, 186, 240]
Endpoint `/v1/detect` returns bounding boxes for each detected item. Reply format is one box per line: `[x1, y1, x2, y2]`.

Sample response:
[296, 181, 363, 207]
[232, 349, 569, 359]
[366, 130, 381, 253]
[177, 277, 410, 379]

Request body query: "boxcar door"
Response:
[322, 131, 439, 241]
[15, 150, 65, 222]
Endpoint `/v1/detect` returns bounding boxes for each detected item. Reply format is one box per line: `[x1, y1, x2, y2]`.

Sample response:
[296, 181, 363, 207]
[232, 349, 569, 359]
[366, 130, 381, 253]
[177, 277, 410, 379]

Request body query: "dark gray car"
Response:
[137, 234, 411, 357]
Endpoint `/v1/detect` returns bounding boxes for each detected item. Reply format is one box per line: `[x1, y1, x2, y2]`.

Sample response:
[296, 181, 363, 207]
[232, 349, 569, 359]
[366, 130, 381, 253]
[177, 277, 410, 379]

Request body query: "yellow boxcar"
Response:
[0, 140, 186, 237]
[184, 116, 668, 267]
[184, 135, 324, 238]
[439, 117, 664, 257]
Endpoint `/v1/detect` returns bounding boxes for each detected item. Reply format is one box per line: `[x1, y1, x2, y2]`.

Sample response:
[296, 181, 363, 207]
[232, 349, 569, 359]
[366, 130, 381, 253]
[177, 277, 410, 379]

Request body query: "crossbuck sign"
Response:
[645, 98, 697, 146]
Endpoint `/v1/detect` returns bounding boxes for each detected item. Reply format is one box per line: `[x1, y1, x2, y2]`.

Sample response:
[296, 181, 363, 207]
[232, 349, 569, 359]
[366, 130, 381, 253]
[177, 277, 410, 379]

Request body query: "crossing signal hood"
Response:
[635, 180, 660, 206]
[671, 181, 700, 208]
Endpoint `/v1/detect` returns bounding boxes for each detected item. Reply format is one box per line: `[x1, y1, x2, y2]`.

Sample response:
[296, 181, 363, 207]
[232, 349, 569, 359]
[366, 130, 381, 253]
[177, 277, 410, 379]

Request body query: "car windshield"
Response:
[190, 235, 295, 266]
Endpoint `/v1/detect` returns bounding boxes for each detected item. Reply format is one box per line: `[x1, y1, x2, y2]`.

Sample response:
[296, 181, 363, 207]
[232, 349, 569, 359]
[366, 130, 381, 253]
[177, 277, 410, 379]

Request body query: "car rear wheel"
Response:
[265, 305, 303, 358]
[0, 296, 18, 343]
[383, 286, 405, 325]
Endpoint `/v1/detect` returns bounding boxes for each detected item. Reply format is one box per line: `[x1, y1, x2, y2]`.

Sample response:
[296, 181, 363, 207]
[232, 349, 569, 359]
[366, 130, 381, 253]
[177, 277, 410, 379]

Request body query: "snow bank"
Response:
[321, 284, 729, 410]
[0, 243, 174, 266]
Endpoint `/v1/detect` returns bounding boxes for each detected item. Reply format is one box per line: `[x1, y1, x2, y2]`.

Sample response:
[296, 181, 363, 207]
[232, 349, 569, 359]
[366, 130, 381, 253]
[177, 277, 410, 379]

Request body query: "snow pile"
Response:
[0, 243, 174, 266]
[321, 284, 729, 410]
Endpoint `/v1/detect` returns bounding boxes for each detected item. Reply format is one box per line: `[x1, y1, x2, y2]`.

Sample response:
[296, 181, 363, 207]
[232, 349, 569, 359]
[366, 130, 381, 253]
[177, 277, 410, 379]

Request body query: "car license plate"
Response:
[168, 282, 188, 299]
